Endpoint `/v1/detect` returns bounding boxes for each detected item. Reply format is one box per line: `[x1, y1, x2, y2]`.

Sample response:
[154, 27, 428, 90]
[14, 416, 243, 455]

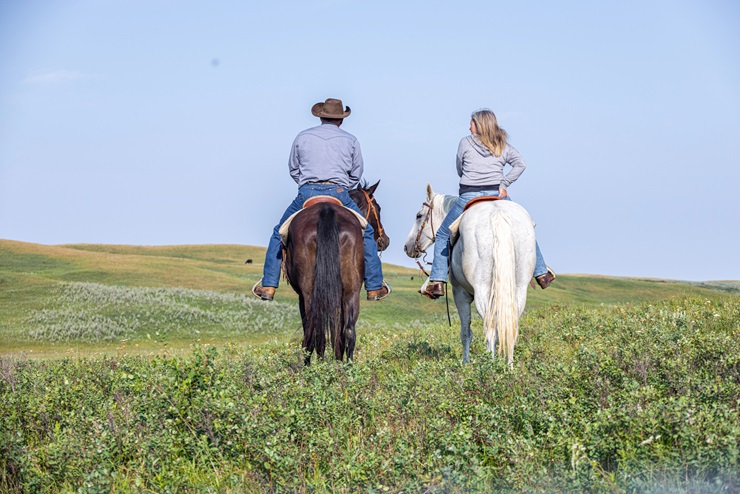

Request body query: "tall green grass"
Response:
[1, 240, 738, 491]
[1, 296, 738, 493]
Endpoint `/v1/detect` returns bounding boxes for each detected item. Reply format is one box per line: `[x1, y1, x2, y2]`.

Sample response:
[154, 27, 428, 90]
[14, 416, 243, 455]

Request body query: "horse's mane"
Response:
[352, 180, 369, 191]
[439, 193, 458, 215]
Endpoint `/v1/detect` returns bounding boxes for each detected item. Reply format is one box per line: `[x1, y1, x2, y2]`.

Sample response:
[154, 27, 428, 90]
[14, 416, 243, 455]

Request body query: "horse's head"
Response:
[404, 183, 441, 259]
[350, 180, 390, 252]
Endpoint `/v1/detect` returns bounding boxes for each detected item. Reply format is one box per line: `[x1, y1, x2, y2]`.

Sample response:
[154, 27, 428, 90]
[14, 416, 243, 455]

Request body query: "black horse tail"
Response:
[309, 204, 343, 358]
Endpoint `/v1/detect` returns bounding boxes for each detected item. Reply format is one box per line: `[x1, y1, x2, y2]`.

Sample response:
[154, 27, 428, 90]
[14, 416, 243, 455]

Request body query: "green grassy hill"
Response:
[1, 239, 738, 492]
[0, 239, 734, 358]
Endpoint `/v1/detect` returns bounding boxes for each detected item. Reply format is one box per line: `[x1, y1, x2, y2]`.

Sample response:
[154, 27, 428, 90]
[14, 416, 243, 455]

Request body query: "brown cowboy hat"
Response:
[311, 98, 351, 119]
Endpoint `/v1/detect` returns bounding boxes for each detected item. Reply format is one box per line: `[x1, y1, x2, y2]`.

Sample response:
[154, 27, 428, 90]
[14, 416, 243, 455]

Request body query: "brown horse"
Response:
[284, 182, 388, 364]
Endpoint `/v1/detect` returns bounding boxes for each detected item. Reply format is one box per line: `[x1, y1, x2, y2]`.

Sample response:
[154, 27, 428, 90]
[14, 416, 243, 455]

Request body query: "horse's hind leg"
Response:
[452, 283, 474, 363]
[344, 322, 356, 361]
[342, 292, 360, 361]
[302, 330, 314, 366]
[299, 297, 314, 366]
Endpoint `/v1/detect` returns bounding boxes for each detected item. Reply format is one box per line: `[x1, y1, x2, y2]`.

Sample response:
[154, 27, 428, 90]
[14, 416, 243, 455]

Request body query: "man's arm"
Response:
[348, 139, 364, 186]
[288, 136, 301, 184]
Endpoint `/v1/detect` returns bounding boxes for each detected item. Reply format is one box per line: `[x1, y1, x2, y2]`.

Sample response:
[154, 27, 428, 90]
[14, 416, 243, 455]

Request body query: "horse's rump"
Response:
[452, 200, 536, 364]
[286, 203, 364, 361]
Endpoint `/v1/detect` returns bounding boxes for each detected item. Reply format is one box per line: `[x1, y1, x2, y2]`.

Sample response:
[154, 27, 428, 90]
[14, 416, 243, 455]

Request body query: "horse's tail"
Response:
[308, 204, 343, 358]
[483, 209, 519, 365]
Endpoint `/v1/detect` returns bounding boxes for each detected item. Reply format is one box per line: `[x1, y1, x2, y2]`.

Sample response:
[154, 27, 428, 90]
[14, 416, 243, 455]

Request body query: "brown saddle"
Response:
[279, 196, 368, 246]
[303, 195, 343, 209]
[449, 196, 505, 247]
[463, 195, 503, 212]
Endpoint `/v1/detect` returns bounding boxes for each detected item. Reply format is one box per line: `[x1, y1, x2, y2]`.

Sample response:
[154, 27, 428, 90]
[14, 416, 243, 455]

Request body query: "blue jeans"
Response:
[429, 190, 549, 282]
[262, 183, 384, 290]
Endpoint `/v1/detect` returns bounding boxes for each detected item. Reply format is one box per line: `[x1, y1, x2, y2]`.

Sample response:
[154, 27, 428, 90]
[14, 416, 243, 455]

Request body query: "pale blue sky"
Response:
[1, 0, 738, 281]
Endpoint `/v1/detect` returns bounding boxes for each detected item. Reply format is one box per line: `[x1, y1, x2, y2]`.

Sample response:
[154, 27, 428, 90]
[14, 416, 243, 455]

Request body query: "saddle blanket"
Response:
[278, 195, 368, 245]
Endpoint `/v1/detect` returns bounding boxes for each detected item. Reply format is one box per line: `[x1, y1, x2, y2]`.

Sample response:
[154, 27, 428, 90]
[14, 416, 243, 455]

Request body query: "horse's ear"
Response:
[367, 180, 380, 195]
[426, 183, 434, 200]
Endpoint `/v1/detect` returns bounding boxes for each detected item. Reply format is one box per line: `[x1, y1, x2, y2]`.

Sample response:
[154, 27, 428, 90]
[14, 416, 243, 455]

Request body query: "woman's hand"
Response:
[499, 188, 509, 199]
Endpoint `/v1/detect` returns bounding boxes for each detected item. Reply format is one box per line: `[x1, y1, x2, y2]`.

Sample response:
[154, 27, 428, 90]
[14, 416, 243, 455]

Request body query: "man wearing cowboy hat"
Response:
[253, 98, 390, 301]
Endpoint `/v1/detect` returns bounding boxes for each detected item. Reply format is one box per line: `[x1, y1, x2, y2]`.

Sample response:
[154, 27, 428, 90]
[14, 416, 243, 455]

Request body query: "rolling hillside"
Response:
[1, 239, 735, 357]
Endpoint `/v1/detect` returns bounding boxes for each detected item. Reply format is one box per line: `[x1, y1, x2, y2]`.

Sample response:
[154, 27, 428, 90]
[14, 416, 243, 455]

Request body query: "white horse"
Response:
[404, 183, 537, 365]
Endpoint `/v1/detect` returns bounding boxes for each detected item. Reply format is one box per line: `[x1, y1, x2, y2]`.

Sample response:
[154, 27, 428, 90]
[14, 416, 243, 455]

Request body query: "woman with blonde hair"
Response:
[423, 108, 555, 299]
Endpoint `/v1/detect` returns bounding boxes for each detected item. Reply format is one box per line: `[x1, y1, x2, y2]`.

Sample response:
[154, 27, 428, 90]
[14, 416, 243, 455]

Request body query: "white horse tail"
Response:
[483, 209, 519, 365]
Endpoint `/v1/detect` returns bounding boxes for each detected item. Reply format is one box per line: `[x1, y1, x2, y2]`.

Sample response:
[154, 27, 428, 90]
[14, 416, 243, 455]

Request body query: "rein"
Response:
[360, 188, 385, 241]
[413, 196, 452, 326]
[416, 260, 430, 277]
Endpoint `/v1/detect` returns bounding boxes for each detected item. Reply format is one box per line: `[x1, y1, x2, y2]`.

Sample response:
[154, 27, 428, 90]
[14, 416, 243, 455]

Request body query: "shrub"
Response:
[1, 297, 738, 492]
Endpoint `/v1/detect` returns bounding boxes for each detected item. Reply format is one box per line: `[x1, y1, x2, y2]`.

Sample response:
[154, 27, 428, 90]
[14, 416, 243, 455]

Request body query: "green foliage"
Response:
[2, 241, 738, 490]
[1, 297, 738, 492]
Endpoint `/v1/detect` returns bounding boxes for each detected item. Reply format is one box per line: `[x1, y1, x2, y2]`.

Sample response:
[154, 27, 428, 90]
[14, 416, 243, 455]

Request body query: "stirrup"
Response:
[382, 280, 392, 298]
[419, 278, 444, 299]
[368, 280, 392, 301]
[421, 281, 445, 299]
[251, 278, 263, 299]
[530, 266, 556, 288]
[252, 278, 275, 301]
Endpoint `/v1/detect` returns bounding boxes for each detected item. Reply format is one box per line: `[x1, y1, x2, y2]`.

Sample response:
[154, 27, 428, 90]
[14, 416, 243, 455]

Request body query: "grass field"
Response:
[1, 239, 731, 358]
[1, 239, 738, 492]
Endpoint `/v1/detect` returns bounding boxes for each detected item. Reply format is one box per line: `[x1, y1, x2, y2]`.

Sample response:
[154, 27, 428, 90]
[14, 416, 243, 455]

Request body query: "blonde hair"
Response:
[471, 109, 508, 157]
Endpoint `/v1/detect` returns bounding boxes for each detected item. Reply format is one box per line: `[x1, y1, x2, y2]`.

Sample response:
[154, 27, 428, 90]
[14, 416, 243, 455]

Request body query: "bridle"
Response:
[413, 195, 436, 257]
[360, 188, 385, 241]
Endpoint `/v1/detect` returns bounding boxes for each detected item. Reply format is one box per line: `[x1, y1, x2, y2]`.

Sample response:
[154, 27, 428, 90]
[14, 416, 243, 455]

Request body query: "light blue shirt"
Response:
[288, 122, 364, 188]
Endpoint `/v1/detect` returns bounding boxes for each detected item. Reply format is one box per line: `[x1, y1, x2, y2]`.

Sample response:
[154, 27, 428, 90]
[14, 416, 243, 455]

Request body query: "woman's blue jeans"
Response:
[428, 190, 548, 282]
[262, 183, 384, 290]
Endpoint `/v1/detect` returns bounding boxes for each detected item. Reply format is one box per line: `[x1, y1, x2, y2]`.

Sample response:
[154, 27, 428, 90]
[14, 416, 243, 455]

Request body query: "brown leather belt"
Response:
[308, 181, 337, 185]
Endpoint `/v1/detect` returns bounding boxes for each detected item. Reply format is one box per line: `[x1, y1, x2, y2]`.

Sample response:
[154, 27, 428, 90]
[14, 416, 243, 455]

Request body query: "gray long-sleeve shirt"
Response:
[456, 135, 526, 193]
[288, 122, 364, 188]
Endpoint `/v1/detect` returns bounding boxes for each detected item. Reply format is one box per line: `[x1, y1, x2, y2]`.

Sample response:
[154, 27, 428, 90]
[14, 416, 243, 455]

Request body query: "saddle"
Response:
[278, 195, 368, 244]
[303, 195, 342, 209]
[446, 196, 505, 245]
[463, 195, 503, 211]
